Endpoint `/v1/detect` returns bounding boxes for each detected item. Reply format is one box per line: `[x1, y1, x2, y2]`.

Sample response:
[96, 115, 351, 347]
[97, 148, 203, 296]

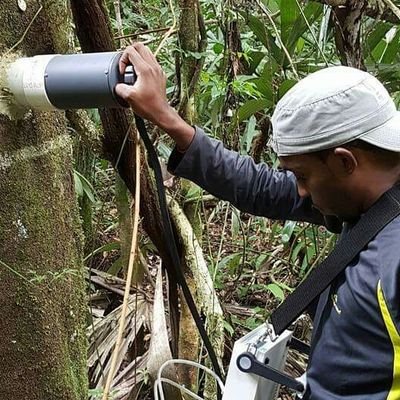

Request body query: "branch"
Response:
[368, 0, 400, 22]
[168, 198, 224, 358]
[314, 0, 400, 24]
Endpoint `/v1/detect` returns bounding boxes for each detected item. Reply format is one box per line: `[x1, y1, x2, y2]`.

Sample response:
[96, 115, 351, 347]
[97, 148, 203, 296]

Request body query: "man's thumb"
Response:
[115, 83, 132, 101]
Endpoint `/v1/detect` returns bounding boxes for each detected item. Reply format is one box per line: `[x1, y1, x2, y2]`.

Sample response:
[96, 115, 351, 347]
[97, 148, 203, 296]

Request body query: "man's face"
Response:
[279, 152, 358, 219]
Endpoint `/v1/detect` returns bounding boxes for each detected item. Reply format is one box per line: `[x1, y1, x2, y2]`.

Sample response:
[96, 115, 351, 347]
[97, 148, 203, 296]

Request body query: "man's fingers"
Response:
[118, 49, 131, 74]
[133, 42, 158, 67]
[119, 45, 148, 75]
[119, 42, 163, 86]
[115, 83, 134, 101]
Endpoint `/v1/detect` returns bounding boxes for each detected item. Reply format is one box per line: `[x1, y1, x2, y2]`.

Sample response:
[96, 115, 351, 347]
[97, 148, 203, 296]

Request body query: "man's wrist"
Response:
[158, 106, 195, 151]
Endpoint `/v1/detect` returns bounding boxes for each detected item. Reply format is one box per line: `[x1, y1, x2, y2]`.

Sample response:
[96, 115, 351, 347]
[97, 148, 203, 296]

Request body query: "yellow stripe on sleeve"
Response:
[377, 280, 400, 400]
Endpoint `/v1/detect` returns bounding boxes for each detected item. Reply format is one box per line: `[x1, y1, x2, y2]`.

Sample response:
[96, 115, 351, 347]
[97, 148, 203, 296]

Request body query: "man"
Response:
[116, 43, 400, 399]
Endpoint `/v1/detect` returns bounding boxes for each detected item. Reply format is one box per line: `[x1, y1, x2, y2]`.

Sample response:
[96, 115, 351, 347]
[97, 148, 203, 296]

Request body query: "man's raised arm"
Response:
[115, 43, 331, 228]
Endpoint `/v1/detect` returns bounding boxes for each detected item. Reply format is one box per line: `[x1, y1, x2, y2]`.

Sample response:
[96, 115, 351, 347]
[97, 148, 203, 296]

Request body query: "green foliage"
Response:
[74, 169, 96, 203]
[0, 259, 32, 284]
[27, 268, 80, 284]
[88, 388, 119, 400]
[83, 241, 120, 263]
[84, 2, 400, 396]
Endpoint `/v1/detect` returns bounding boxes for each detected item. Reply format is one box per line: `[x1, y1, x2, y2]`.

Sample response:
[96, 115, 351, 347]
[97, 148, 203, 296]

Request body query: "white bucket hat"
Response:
[270, 66, 400, 156]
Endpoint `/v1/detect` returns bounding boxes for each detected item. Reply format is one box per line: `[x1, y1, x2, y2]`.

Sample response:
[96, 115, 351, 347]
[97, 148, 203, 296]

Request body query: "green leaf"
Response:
[107, 257, 123, 276]
[266, 283, 285, 301]
[251, 77, 274, 102]
[81, 179, 95, 203]
[213, 42, 224, 54]
[367, 22, 392, 52]
[240, 115, 258, 154]
[238, 98, 271, 122]
[245, 14, 281, 61]
[223, 320, 235, 336]
[244, 316, 262, 330]
[286, 2, 323, 55]
[261, 59, 279, 83]
[74, 170, 95, 202]
[73, 170, 84, 197]
[231, 209, 241, 238]
[281, 220, 297, 244]
[278, 79, 297, 99]
[255, 253, 269, 270]
[301, 245, 317, 275]
[290, 241, 305, 263]
[382, 29, 400, 64]
[217, 253, 242, 273]
[246, 13, 269, 47]
[99, 158, 109, 170]
[84, 241, 120, 262]
[247, 51, 266, 74]
[187, 50, 206, 60]
[185, 183, 202, 200]
[296, 37, 305, 53]
[280, 0, 299, 48]
[372, 40, 387, 62]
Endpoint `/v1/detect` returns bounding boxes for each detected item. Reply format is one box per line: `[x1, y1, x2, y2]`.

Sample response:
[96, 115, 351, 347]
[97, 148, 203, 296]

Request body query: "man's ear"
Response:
[332, 147, 358, 175]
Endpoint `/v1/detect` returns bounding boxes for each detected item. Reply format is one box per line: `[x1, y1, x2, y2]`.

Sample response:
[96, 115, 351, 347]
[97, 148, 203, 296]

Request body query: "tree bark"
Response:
[176, 0, 203, 386]
[332, 0, 367, 69]
[178, 0, 206, 241]
[69, 0, 181, 356]
[318, 0, 400, 24]
[67, 109, 101, 251]
[176, 3, 225, 394]
[0, 1, 87, 398]
[222, 17, 245, 150]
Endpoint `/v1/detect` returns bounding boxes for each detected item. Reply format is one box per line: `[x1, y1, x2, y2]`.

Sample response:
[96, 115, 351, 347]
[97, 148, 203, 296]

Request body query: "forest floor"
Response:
[86, 177, 314, 399]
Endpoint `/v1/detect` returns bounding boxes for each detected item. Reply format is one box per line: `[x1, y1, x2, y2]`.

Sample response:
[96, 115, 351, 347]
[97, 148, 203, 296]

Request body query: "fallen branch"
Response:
[168, 197, 224, 397]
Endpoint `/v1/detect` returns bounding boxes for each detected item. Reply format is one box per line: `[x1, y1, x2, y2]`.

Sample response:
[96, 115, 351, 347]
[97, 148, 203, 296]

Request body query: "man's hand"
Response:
[116, 43, 195, 151]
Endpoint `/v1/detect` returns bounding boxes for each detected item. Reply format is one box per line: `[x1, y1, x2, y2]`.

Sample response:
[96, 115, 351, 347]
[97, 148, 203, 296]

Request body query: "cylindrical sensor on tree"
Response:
[7, 52, 135, 110]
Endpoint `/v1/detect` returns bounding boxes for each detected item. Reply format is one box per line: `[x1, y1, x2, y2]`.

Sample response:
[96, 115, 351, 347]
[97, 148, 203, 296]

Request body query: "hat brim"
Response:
[358, 110, 400, 152]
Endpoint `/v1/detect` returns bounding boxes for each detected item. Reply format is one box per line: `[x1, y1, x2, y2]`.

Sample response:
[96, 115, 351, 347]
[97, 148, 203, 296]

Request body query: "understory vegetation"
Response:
[78, 1, 400, 399]
[3, 0, 400, 399]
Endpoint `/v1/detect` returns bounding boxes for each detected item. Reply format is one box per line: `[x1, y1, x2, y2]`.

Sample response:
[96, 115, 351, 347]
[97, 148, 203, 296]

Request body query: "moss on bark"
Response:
[0, 112, 88, 399]
[0, 1, 88, 398]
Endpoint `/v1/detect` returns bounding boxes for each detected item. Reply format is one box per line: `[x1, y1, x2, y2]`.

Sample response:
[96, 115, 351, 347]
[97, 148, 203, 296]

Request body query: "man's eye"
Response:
[296, 176, 306, 182]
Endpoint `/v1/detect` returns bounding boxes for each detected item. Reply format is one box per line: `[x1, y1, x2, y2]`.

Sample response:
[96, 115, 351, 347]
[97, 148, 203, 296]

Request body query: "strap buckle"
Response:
[247, 323, 278, 356]
[267, 323, 278, 342]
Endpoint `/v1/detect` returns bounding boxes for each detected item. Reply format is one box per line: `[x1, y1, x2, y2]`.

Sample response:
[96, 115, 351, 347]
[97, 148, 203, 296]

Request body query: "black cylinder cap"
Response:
[44, 52, 135, 109]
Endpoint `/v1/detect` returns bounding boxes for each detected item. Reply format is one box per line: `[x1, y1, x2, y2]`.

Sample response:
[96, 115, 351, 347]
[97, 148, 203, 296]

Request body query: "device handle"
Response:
[237, 352, 304, 393]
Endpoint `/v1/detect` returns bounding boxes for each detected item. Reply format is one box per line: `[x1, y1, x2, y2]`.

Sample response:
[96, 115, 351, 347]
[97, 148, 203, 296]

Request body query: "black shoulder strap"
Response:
[134, 116, 224, 392]
[271, 184, 400, 336]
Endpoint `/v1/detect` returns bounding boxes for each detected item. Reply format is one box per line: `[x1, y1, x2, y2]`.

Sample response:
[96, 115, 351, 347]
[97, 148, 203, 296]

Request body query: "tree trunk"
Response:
[332, 0, 367, 69]
[221, 15, 245, 150]
[0, 1, 87, 399]
[176, 3, 225, 395]
[67, 109, 101, 252]
[176, 0, 203, 381]
[69, 0, 181, 356]
[177, 0, 207, 243]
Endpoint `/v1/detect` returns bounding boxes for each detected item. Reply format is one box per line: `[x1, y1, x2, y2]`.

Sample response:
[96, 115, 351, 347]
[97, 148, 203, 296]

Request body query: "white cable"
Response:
[158, 359, 225, 392]
[156, 378, 205, 400]
[154, 359, 225, 400]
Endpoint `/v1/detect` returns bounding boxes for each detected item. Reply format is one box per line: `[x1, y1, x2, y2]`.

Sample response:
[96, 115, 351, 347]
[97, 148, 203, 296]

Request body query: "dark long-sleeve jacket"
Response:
[168, 127, 400, 400]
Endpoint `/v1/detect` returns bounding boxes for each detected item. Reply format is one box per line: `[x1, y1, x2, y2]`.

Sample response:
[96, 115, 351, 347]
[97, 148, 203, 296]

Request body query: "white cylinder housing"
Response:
[7, 55, 58, 111]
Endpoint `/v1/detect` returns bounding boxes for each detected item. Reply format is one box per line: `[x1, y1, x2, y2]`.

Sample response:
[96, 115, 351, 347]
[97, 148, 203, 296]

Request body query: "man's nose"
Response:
[297, 182, 310, 198]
